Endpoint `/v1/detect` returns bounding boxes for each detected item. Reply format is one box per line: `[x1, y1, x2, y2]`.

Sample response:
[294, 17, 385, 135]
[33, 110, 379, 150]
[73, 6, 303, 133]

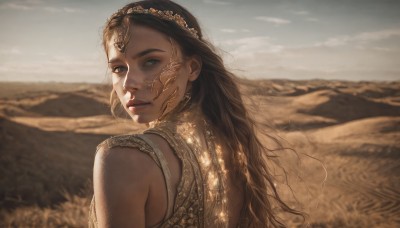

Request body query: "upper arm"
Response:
[93, 145, 157, 228]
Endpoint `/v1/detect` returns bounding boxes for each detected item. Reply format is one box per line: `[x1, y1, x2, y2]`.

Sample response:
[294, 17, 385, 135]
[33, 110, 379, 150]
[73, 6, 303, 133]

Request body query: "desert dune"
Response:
[0, 80, 399, 227]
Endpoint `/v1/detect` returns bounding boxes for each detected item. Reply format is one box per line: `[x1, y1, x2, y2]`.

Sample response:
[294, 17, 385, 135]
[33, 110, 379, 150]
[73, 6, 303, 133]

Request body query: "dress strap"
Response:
[137, 134, 174, 221]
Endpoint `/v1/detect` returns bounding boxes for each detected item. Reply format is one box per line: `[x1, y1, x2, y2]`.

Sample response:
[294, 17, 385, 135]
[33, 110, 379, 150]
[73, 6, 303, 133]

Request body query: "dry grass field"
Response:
[0, 79, 399, 227]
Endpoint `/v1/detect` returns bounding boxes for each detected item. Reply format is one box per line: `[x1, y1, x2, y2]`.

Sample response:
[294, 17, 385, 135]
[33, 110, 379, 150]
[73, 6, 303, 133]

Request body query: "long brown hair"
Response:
[103, 0, 305, 226]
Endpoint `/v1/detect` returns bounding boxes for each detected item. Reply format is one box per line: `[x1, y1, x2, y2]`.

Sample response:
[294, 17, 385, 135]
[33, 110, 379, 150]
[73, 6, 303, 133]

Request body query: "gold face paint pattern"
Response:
[143, 39, 184, 120]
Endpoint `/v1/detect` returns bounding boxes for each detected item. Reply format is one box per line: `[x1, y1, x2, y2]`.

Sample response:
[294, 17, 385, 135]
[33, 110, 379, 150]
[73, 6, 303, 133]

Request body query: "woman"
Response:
[89, 0, 303, 227]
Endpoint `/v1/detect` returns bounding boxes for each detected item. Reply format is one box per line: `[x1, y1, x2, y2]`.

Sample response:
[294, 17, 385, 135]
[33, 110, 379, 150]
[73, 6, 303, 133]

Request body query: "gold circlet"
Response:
[126, 6, 199, 39]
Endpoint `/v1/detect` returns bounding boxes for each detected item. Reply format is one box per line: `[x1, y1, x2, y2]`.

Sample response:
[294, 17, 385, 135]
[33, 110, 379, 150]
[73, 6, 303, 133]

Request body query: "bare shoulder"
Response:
[94, 142, 158, 177]
[94, 141, 162, 194]
[93, 141, 160, 227]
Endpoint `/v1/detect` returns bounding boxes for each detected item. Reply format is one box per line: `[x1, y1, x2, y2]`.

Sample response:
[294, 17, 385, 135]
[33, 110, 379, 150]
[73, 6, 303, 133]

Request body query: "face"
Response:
[107, 25, 200, 123]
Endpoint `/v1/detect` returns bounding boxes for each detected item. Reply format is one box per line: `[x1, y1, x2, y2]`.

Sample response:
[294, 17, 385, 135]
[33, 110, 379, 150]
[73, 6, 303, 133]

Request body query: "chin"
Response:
[131, 114, 156, 124]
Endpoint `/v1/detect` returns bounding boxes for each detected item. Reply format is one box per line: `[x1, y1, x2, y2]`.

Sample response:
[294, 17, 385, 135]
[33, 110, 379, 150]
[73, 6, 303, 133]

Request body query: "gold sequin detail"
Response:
[89, 111, 229, 227]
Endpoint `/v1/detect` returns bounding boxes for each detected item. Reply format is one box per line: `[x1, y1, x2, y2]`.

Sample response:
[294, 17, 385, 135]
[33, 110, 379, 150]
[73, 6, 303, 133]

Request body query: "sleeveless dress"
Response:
[88, 111, 231, 227]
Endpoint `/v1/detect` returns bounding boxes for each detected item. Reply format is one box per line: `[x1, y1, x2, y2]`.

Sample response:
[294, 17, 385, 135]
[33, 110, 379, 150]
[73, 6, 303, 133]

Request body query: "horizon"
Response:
[1, 0, 399, 83]
[1, 77, 398, 84]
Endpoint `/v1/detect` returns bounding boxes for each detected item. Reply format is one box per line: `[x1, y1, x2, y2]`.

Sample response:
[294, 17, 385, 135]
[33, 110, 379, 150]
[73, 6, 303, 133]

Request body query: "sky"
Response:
[0, 0, 399, 83]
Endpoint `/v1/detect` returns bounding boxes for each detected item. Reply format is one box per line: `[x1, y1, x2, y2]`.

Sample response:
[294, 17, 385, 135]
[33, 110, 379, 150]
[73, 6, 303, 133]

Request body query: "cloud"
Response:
[315, 28, 400, 47]
[0, 47, 21, 55]
[215, 32, 400, 80]
[2, 3, 32, 10]
[218, 36, 287, 71]
[306, 17, 319, 22]
[0, 0, 84, 13]
[0, 0, 43, 10]
[355, 29, 400, 42]
[43, 6, 84, 13]
[63, 7, 84, 13]
[289, 10, 319, 23]
[221, 36, 285, 55]
[203, 0, 231, 5]
[291, 10, 309, 15]
[0, 53, 106, 83]
[254, 16, 291, 26]
[221, 29, 237, 33]
[220, 28, 250, 33]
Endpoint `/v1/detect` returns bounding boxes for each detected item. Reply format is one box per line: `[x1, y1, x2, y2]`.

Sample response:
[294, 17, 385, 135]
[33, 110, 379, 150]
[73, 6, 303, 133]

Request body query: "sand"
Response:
[0, 79, 399, 227]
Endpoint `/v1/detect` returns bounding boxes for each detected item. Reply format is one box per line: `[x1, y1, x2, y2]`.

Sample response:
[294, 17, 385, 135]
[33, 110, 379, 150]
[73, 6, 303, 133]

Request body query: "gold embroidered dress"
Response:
[88, 109, 229, 227]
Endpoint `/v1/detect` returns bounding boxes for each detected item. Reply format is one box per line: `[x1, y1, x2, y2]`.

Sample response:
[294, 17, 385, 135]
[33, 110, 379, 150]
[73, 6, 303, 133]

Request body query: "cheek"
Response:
[155, 68, 190, 119]
[150, 61, 182, 101]
[112, 77, 125, 98]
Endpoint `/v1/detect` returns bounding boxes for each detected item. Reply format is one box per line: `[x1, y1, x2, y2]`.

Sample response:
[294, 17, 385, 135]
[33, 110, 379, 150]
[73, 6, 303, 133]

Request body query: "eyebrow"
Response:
[108, 48, 166, 63]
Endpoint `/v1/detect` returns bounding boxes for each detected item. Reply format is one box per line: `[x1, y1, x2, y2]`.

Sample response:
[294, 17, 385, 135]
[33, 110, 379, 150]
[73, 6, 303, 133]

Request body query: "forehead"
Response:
[107, 24, 177, 58]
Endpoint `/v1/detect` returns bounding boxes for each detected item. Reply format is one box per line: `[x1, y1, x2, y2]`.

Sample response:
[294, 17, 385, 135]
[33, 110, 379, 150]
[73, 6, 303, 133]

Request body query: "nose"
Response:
[122, 69, 143, 93]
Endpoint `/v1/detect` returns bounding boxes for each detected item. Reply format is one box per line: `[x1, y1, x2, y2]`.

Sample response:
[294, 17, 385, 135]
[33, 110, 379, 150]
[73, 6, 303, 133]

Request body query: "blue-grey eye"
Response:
[143, 59, 160, 67]
[112, 66, 126, 73]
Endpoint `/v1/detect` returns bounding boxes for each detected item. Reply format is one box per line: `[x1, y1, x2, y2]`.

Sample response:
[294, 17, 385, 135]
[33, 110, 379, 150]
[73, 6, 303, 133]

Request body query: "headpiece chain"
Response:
[125, 6, 199, 39]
